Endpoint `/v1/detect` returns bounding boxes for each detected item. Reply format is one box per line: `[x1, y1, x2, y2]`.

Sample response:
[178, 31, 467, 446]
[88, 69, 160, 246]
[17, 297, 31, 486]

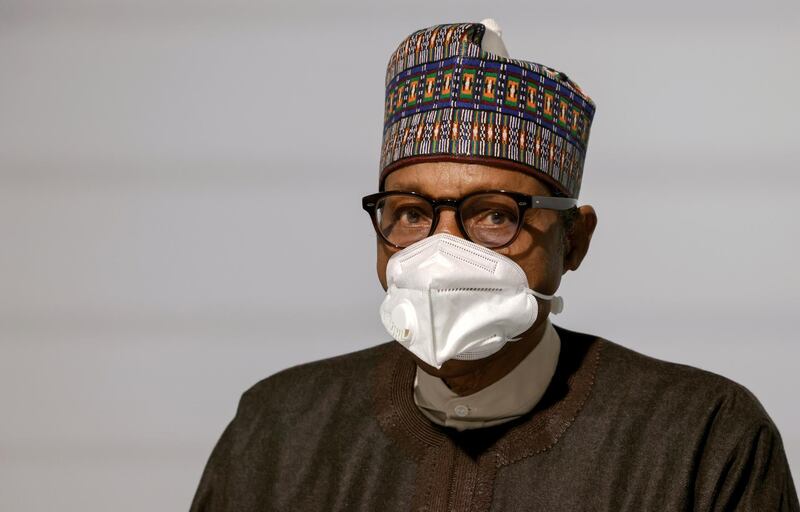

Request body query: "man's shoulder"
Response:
[236, 341, 395, 415]
[554, 326, 798, 508]
[559, 324, 777, 433]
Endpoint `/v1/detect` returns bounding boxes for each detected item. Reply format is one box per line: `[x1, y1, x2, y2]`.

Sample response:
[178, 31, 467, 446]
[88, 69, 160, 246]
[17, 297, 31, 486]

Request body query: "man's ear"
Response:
[563, 205, 597, 273]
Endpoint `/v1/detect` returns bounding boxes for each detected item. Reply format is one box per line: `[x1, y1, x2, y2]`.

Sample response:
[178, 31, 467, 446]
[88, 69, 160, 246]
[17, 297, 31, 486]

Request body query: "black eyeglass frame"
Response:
[361, 189, 578, 249]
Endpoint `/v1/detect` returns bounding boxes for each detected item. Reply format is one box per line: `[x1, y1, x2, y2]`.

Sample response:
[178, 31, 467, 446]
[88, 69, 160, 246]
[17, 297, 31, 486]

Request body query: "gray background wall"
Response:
[1, 0, 798, 510]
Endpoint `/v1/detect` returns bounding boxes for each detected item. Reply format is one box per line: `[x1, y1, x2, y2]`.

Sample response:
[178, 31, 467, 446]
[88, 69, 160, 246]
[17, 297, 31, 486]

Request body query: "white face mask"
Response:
[379, 233, 563, 369]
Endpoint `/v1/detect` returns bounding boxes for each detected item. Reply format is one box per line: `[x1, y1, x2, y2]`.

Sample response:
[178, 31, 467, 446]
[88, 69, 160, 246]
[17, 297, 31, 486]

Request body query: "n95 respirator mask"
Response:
[379, 233, 563, 369]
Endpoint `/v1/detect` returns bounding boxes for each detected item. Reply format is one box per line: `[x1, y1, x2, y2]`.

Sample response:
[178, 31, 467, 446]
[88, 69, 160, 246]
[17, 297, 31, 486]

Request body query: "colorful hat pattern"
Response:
[379, 21, 596, 198]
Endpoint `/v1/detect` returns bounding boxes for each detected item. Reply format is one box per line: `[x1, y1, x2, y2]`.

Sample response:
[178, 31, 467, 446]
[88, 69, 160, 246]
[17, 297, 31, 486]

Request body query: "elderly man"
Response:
[191, 20, 798, 511]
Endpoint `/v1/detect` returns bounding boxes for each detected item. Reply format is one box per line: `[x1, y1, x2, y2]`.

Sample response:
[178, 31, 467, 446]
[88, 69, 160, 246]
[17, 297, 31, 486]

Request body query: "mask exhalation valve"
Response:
[389, 300, 417, 342]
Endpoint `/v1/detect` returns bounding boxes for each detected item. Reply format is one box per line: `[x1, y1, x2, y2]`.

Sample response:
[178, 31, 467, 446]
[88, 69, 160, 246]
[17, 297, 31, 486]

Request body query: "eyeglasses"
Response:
[362, 190, 577, 249]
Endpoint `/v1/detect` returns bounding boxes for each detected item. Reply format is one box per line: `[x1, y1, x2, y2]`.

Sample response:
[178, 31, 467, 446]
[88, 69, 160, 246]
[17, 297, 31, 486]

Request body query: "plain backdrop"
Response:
[1, 1, 798, 510]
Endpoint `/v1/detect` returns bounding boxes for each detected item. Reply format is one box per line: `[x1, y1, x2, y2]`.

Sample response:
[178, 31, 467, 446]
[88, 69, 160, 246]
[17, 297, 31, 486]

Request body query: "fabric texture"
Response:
[380, 22, 596, 198]
[190, 325, 799, 511]
[413, 317, 560, 431]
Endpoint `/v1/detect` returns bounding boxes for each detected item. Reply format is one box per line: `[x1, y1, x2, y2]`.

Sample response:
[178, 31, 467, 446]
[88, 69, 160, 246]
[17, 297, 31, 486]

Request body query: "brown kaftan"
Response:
[190, 325, 799, 511]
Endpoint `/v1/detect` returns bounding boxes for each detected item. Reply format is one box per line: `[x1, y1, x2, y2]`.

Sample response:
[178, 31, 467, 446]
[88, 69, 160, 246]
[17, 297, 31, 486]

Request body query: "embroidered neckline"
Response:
[370, 325, 604, 511]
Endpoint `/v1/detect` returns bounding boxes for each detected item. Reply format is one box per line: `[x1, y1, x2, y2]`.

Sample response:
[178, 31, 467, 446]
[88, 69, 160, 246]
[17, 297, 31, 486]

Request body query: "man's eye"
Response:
[488, 211, 508, 225]
[475, 210, 515, 226]
[396, 208, 428, 225]
[404, 210, 420, 223]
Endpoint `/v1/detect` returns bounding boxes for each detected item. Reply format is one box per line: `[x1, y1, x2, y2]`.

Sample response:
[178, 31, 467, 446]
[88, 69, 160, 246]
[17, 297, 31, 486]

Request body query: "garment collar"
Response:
[371, 324, 604, 463]
[413, 319, 561, 431]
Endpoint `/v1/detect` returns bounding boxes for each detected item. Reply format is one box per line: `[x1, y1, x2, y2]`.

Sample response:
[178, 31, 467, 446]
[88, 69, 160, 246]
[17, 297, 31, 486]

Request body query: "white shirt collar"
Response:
[413, 319, 561, 431]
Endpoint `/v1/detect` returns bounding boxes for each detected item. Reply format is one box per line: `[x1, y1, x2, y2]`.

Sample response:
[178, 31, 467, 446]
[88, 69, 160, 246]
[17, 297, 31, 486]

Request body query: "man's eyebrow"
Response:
[384, 186, 544, 198]
[385, 185, 425, 194]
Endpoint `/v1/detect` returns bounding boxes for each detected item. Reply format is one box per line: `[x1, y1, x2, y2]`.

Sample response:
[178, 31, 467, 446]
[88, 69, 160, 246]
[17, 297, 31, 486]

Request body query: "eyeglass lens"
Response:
[375, 193, 521, 248]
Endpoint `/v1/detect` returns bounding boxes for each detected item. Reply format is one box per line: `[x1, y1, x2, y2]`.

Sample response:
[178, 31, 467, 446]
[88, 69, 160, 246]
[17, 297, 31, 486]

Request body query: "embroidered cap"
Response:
[379, 20, 596, 198]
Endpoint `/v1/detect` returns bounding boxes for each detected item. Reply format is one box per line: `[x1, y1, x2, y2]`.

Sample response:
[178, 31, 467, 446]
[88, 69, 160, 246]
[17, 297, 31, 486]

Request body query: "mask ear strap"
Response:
[528, 289, 564, 315]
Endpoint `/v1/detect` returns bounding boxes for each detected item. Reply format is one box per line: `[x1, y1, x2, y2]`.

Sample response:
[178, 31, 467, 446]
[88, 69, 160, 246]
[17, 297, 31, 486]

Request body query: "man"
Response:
[191, 20, 798, 511]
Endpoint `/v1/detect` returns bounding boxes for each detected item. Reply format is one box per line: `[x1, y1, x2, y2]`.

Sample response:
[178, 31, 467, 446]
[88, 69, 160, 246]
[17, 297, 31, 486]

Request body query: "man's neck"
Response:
[439, 320, 549, 396]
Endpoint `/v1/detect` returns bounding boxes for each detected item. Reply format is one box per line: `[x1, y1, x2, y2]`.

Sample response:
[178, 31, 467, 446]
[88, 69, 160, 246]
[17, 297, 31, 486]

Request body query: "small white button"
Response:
[454, 405, 470, 417]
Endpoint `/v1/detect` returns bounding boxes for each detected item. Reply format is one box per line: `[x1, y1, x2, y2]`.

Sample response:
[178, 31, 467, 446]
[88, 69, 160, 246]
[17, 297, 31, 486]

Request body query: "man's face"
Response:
[376, 160, 597, 378]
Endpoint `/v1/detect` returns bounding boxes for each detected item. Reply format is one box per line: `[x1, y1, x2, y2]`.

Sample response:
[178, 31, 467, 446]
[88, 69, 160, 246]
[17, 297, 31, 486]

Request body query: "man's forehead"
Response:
[383, 162, 554, 197]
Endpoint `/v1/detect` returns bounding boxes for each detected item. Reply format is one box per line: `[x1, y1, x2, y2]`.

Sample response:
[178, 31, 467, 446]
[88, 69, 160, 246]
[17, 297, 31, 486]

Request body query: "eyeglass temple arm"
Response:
[530, 196, 578, 210]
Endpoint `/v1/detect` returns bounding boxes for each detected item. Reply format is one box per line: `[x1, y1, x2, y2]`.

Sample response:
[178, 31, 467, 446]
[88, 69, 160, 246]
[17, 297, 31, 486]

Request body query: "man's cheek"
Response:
[520, 256, 560, 292]
[376, 243, 393, 290]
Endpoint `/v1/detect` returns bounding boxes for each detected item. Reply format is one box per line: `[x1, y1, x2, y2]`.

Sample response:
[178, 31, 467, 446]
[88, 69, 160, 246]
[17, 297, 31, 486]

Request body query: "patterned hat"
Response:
[379, 20, 596, 198]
